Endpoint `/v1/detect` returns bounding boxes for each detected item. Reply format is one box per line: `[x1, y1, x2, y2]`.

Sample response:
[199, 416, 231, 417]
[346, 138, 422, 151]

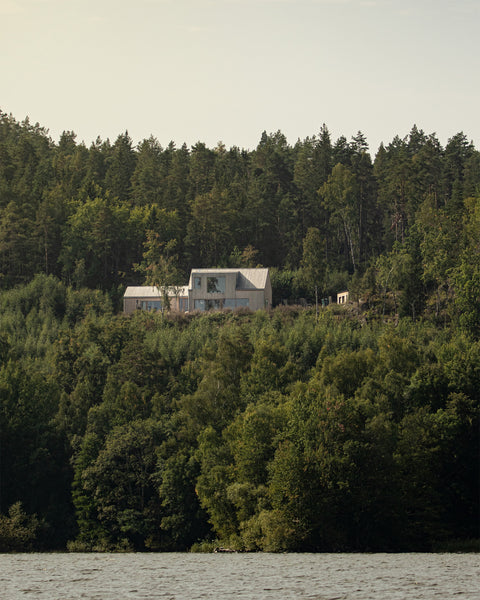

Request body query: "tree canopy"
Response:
[0, 111, 479, 552]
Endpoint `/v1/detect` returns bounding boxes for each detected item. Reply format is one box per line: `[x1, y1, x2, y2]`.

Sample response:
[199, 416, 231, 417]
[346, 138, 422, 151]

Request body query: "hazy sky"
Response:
[1, 0, 479, 155]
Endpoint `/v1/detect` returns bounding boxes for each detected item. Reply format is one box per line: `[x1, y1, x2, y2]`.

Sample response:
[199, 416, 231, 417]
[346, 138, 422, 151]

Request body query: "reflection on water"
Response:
[0, 552, 478, 599]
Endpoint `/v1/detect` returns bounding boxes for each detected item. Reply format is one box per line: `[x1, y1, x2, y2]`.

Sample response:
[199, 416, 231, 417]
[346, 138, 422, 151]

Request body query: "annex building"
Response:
[123, 268, 272, 314]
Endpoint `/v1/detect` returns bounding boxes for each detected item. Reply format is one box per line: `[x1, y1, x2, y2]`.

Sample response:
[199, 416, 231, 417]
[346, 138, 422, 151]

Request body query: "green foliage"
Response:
[321, 163, 360, 271]
[1, 111, 479, 316]
[0, 289, 478, 551]
[0, 112, 479, 552]
[296, 227, 326, 302]
[134, 229, 183, 309]
[0, 502, 40, 552]
[78, 419, 163, 550]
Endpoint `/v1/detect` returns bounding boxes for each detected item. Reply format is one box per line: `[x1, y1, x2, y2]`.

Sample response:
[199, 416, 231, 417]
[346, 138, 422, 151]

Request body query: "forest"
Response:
[0, 110, 478, 552]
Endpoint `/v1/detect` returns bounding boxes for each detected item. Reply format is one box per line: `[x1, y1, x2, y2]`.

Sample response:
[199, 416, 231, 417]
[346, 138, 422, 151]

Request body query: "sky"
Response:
[1, 0, 479, 155]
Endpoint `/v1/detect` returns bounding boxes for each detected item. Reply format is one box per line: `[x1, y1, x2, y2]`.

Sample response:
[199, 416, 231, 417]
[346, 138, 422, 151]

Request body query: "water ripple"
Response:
[0, 553, 478, 600]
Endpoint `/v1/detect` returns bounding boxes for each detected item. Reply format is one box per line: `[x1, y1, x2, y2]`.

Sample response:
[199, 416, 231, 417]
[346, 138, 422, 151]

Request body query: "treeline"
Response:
[0, 276, 478, 552]
[1, 110, 480, 322]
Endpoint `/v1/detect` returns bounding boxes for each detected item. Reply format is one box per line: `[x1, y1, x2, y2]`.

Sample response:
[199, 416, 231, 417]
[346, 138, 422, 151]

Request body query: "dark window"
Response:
[206, 299, 221, 310]
[141, 300, 162, 311]
[207, 276, 226, 294]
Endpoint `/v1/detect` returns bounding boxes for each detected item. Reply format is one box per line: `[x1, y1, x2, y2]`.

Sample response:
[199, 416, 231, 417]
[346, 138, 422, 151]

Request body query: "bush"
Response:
[0, 502, 40, 552]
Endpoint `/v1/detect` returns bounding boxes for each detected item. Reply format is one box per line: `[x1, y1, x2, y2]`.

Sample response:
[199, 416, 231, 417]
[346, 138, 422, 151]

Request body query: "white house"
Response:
[123, 268, 272, 314]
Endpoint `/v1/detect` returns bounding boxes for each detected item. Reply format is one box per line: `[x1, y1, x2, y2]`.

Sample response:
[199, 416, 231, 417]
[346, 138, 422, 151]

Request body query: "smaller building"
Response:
[337, 291, 349, 304]
[123, 285, 189, 314]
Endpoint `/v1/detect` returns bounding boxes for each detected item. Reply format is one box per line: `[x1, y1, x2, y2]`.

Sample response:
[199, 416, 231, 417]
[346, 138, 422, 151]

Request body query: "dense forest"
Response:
[0, 110, 478, 552]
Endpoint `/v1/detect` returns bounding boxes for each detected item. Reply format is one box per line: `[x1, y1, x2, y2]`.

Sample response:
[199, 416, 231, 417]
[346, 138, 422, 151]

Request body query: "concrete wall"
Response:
[123, 294, 187, 314]
[189, 271, 271, 311]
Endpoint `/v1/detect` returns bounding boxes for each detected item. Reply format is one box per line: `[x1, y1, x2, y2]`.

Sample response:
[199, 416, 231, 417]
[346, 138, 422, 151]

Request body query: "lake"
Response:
[0, 552, 478, 599]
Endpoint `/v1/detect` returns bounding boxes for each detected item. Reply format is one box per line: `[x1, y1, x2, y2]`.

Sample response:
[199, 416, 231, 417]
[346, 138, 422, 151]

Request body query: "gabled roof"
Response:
[236, 268, 270, 290]
[189, 268, 270, 290]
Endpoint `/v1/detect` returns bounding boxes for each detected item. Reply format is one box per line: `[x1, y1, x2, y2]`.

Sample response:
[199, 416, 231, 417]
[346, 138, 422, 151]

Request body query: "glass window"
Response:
[206, 299, 221, 310]
[223, 298, 249, 308]
[194, 276, 202, 289]
[141, 300, 162, 311]
[207, 276, 226, 294]
[194, 299, 205, 311]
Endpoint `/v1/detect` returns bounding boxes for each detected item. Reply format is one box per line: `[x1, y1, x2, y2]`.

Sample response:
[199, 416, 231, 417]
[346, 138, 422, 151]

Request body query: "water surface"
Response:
[0, 552, 478, 599]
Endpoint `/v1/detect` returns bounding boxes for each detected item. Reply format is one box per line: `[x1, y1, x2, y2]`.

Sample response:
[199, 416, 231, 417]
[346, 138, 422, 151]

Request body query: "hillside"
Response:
[0, 112, 479, 552]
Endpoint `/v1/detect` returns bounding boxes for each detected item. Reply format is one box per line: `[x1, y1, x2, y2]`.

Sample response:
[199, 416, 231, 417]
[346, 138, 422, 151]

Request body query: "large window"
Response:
[206, 299, 221, 310]
[207, 276, 225, 294]
[194, 299, 223, 311]
[141, 300, 162, 311]
[193, 276, 202, 289]
[224, 298, 249, 308]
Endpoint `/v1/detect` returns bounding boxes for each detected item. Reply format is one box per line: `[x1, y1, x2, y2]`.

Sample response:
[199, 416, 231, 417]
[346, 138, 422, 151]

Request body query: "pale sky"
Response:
[1, 0, 479, 155]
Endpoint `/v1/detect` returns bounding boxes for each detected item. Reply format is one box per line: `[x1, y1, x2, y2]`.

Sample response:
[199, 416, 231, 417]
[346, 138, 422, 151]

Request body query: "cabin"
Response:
[123, 268, 272, 314]
[123, 285, 189, 314]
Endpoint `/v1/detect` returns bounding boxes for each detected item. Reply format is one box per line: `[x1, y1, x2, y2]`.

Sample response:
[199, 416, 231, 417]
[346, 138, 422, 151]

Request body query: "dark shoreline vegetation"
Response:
[0, 111, 479, 553]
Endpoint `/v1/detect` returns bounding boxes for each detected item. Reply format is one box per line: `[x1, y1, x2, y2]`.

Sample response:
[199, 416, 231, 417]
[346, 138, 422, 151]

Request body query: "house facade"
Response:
[123, 285, 189, 314]
[123, 268, 272, 314]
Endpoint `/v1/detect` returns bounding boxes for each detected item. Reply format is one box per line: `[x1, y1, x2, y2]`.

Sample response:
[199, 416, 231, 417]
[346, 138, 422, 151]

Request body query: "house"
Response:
[123, 268, 272, 314]
[337, 291, 349, 304]
[123, 285, 189, 314]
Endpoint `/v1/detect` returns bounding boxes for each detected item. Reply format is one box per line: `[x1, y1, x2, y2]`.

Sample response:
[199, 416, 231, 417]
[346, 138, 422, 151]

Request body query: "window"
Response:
[207, 276, 225, 294]
[224, 298, 249, 308]
[179, 298, 188, 312]
[141, 300, 162, 311]
[194, 299, 222, 311]
[206, 299, 221, 310]
[194, 299, 205, 311]
[194, 276, 202, 289]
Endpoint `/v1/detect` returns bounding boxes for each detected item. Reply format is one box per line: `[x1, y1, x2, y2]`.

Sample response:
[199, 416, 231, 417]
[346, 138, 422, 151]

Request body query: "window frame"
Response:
[207, 276, 226, 294]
